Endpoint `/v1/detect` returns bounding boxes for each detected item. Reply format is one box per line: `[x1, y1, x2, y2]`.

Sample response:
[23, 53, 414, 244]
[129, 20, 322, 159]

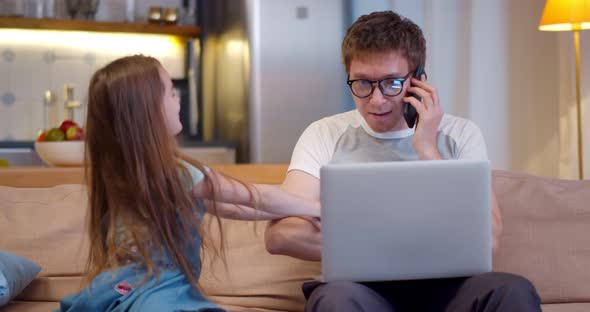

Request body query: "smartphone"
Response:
[403, 66, 425, 128]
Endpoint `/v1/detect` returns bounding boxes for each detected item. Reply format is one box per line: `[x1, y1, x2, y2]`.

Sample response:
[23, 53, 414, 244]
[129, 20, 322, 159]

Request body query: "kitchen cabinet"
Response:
[0, 144, 236, 167]
[181, 147, 236, 164]
[0, 16, 202, 142]
[0, 145, 232, 166]
[0, 148, 44, 167]
[0, 17, 199, 37]
[0, 17, 228, 162]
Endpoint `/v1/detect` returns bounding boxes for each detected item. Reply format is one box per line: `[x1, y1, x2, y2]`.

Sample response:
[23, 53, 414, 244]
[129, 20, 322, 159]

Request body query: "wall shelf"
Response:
[0, 17, 200, 37]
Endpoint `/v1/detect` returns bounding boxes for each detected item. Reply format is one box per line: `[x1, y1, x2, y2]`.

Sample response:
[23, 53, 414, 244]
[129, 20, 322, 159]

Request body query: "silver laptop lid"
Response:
[320, 160, 491, 282]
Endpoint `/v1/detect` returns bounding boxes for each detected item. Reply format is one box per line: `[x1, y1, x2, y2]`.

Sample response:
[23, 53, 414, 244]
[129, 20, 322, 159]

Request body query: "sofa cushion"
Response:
[14, 276, 84, 302]
[541, 303, 590, 312]
[0, 185, 88, 301]
[0, 251, 41, 306]
[0, 183, 320, 311]
[492, 170, 590, 304]
[0, 301, 59, 312]
[199, 218, 321, 312]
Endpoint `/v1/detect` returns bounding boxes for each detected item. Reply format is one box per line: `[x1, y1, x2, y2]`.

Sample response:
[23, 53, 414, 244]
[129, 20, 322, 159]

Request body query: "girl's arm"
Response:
[192, 171, 320, 219]
[202, 199, 285, 221]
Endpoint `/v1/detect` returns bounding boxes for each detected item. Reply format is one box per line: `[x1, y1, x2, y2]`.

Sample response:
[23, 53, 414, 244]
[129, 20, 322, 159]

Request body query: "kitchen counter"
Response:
[0, 140, 236, 149]
[0, 141, 36, 149]
[0, 140, 237, 166]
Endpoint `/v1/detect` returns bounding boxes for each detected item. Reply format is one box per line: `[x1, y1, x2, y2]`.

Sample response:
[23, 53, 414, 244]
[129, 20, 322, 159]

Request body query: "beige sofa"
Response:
[0, 165, 589, 312]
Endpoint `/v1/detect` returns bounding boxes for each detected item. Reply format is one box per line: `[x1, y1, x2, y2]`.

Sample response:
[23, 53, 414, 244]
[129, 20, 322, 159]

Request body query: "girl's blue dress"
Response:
[56, 260, 223, 312]
[56, 162, 224, 312]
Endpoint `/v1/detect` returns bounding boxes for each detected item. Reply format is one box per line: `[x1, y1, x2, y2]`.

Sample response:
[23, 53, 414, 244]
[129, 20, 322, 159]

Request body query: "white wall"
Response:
[558, 29, 590, 179]
[465, 0, 561, 178]
[251, 0, 347, 162]
[354, 0, 589, 178]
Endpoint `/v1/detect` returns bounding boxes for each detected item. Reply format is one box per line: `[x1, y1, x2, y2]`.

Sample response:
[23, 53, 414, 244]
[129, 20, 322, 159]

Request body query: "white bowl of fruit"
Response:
[35, 120, 85, 167]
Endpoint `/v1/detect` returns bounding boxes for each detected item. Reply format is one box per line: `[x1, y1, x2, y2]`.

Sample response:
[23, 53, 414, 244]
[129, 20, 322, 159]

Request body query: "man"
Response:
[265, 11, 541, 312]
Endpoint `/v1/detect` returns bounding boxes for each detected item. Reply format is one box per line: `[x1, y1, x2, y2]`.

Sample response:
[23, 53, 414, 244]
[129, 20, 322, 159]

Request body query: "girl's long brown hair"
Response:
[84, 55, 226, 289]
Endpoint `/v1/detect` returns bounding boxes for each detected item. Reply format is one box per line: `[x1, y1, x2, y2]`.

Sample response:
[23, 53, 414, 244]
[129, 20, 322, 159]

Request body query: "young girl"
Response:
[57, 55, 319, 312]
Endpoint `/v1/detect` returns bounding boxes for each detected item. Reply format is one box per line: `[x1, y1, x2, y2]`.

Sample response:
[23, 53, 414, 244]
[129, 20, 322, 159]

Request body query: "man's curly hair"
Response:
[342, 11, 426, 74]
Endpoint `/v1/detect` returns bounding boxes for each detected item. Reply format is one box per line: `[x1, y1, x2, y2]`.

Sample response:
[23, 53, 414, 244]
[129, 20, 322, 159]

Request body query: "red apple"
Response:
[36, 131, 47, 142]
[59, 120, 78, 133]
[65, 126, 84, 141]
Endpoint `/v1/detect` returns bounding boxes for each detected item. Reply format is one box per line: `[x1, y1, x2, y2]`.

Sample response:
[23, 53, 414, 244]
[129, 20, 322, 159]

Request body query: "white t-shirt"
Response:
[288, 110, 488, 178]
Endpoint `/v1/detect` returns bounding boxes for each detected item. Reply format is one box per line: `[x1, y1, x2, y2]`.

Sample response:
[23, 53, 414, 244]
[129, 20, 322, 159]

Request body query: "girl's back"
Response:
[57, 55, 223, 312]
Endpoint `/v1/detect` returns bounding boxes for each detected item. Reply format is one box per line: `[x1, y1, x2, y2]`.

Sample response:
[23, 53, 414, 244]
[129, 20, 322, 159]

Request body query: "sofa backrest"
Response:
[198, 218, 320, 312]
[0, 165, 319, 312]
[1, 166, 589, 309]
[0, 165, 288, 187]
[0, 184, 89, 303]
[492, 170, 590, 304]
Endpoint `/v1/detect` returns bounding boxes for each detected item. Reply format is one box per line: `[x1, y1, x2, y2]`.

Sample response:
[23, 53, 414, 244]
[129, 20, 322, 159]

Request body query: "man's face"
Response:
[348, 51, 412, 133]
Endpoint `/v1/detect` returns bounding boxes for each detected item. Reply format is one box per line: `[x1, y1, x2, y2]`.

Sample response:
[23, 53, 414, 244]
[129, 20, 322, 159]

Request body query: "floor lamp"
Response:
[539, 0, 590, 180]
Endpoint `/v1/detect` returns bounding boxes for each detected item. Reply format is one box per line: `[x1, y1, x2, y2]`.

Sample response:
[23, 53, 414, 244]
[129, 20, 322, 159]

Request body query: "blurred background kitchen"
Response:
[0, 0, 350, 166]
[0, 0, 589, 180]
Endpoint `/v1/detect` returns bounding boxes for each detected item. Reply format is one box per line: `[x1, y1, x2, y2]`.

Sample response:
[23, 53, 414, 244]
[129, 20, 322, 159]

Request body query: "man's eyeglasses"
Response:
[346, 71, 413, 98]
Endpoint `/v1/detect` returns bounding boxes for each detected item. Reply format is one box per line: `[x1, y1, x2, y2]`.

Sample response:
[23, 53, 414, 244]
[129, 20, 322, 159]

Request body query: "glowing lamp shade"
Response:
[538, 0, 590, 31]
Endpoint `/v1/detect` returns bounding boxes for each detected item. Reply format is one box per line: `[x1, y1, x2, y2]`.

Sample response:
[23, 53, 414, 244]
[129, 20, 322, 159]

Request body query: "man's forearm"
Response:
[265, 217, 321, 261]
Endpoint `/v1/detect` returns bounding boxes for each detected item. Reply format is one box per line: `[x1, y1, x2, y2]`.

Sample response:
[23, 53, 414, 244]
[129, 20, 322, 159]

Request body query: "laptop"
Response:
[319, 159, 491, 282]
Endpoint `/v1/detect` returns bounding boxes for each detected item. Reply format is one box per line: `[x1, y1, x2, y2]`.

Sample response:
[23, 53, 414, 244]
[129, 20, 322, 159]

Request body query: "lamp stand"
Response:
[573, 30, 584, 179]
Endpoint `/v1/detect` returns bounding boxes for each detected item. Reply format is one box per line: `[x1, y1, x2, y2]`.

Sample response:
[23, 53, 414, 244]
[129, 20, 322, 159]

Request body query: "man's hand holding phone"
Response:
[403, 72, 444, 160]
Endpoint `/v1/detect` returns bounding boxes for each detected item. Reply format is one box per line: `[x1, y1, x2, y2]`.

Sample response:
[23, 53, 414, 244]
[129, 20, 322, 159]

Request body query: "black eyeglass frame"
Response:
[346, 70, 417, 98]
